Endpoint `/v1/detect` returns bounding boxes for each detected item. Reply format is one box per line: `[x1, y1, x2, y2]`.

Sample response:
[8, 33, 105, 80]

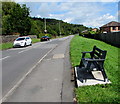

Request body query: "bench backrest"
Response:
[91, 46, 107, 59]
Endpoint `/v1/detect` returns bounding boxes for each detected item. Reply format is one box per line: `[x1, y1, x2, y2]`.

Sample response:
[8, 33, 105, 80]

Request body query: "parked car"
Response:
[41, 36, 50, 41]
[13, 36, 32, 47]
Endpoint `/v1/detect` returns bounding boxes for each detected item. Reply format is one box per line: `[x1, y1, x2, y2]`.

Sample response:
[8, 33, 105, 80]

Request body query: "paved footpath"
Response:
[5, 36, 75, 102]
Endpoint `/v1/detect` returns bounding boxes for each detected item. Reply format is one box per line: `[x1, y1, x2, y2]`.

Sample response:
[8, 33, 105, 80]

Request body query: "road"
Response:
[1, 35, 74, 102]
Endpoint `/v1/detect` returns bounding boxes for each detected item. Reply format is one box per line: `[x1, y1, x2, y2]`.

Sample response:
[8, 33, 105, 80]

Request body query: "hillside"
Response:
[30, 17, 88, 37]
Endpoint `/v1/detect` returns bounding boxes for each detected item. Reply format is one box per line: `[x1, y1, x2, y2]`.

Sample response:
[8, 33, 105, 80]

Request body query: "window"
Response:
[16, 38, 25, 41]
[112, 27, 116, 30]
[26, 37, 30, 39]
[118, 26, 120, 30]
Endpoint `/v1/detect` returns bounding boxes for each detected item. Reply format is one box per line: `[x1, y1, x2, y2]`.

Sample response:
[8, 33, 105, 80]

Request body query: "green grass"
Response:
[31, 38, 40, 43]
[70, 35, 120, 103]
[0, 42, 13, 50]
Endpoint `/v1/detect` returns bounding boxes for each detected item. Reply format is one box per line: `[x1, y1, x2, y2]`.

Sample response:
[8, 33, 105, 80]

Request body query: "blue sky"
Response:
[14, 0, 120, 28]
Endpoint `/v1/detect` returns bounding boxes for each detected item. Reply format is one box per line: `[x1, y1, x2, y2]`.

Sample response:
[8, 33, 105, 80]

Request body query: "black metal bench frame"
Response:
[79, 46, 108, 82]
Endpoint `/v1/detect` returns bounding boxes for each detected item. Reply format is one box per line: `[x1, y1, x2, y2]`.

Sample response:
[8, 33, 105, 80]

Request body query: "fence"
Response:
[94, 32, 120, 48]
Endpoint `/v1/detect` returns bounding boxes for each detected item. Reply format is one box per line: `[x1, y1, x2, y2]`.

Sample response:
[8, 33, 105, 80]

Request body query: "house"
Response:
[92, 28, 98, 32]
[100, 21, 120, 33]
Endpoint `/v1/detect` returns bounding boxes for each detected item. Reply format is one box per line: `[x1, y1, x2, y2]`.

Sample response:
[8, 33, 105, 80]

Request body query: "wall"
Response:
[0, 35, 37, 44]
[0, 35, 19, 44]
[94, 32, 120, 47]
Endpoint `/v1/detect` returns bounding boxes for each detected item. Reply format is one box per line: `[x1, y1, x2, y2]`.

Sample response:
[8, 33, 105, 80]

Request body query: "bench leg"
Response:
[79, 60, 83, 68]
[101, 68, 108, 82]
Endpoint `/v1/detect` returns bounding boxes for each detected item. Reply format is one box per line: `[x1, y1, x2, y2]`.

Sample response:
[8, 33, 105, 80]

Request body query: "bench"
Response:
[79, 46, 108, 82]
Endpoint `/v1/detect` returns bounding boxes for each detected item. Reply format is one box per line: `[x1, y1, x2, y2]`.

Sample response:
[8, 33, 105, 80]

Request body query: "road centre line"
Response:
[0, 56, 10, 61]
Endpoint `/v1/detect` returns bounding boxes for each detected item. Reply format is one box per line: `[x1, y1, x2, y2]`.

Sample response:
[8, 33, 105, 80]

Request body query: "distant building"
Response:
[100, 21, 120, 33]
[81, 30, 88, 33]
[92, 28, 98, 32]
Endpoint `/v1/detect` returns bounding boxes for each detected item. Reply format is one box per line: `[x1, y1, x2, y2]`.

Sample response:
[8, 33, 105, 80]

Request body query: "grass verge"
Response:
[70, 35, 120, 103]
[0, 42, 13, 50]
[31, 38, 40, 43]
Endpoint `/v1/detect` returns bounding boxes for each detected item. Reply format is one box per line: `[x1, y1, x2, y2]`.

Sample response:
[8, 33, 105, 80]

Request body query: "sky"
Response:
[13, 0, 120, 28]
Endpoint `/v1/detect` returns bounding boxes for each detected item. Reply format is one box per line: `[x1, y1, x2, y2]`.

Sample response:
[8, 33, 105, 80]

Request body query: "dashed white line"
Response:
[0, 56, 10, 61]
[18, 49, 29, 53]
[18, 47, 33, 54]
[18, 44, 42, 54]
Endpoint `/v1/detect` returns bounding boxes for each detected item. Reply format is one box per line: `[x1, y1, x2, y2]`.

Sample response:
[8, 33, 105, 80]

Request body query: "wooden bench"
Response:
[79, 46, 108, 82]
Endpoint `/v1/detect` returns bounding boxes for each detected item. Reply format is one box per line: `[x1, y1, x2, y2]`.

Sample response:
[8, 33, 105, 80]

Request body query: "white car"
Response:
[13, 36, 32, 47]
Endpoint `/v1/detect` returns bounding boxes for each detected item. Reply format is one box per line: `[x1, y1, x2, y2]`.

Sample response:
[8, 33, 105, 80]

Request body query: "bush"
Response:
[44, 33, 52, 38]
[37, 33, 44, 38]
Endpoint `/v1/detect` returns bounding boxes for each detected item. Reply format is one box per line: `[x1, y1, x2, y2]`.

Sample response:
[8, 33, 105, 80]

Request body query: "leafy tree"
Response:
[2, 2, 31, 35]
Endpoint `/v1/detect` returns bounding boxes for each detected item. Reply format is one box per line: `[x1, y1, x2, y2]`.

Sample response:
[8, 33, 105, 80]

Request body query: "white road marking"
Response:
[0, 56, 10, 61]
[18, 49, 30, 53]
[18, 44, 42, 54]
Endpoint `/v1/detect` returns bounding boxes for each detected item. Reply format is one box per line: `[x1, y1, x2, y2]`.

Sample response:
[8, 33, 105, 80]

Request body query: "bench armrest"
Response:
[81, 51, 93, 58]
[85, 59, 105, 62]
[81, 51, 92, 54]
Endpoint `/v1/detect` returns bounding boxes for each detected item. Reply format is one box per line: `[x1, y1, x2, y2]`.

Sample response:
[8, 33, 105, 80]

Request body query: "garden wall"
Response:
[0, 35, 37, 44]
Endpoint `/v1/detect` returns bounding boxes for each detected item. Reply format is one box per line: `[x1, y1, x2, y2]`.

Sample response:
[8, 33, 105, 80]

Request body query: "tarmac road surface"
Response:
[1, 35, 75, 102]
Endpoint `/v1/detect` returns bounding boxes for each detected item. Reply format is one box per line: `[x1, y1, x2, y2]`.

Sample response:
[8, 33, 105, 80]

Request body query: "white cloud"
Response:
[36, 14, 41, 18]
[55, 2, 105, 27]
[63, 18, 73, 23]
[83, 13, 116, 27]
[98, 13, 116, 21]
[48, 13, 65, 20]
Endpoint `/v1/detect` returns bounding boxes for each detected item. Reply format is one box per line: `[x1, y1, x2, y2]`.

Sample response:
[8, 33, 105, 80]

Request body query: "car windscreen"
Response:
[16, 38, 25, 41]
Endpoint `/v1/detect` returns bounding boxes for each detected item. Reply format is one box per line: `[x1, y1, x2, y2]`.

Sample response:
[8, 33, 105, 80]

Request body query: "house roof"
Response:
[100, 21, 120, 28]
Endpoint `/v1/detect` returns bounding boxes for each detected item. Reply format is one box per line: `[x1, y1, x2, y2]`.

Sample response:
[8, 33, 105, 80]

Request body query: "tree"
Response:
[2, 2, 31, 35]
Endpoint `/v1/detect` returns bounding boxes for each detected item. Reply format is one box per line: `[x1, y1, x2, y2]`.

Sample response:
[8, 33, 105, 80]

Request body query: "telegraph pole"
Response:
[59, 21, 61, 36]
[44, 18, 47, 33]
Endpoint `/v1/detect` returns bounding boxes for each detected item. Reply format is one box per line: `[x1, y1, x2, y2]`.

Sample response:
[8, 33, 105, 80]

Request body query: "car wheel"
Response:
[24, 43, 26, 47]
[30, 42, 32, 46]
